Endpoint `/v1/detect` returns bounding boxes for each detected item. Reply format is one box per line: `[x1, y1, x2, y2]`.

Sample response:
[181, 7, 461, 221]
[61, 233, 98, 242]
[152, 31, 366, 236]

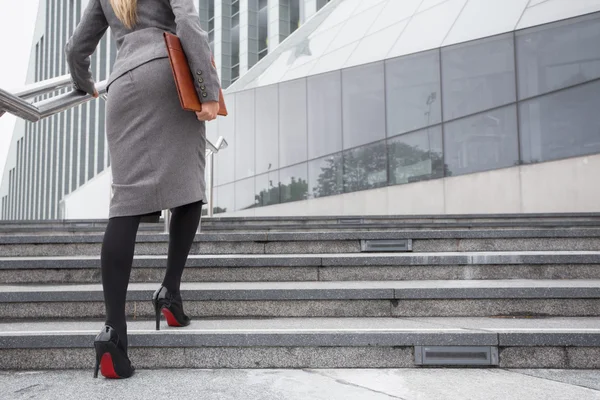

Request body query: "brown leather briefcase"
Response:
[163, 32, 228, 116]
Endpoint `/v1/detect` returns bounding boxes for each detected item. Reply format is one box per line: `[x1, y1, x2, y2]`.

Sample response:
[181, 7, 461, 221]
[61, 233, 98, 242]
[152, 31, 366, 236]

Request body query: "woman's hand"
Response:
[195, 101, 220, 121]
[92, 89, 99, 98]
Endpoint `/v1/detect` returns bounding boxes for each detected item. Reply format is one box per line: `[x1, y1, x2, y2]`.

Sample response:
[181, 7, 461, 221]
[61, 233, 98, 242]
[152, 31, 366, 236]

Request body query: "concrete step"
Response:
[1, 317, 599, 369]
[198, 214, 600, 232]
[1, 280, 599, 319]
[1, 251, 600, 284]
[2, 214, 599, 235]
[2, 228, 600, 256]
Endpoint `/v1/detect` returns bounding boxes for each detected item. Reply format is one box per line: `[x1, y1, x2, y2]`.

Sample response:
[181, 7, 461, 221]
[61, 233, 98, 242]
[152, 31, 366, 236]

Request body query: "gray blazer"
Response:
[65, 0, 220, 103]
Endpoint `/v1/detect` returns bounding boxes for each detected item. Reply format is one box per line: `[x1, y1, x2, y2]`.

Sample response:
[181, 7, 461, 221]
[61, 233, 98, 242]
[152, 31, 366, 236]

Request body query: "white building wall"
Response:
[61, 167, 111, 219]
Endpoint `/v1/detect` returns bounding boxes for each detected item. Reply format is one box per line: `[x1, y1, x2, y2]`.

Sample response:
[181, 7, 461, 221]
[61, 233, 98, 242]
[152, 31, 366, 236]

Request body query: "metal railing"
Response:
[0, 74, 227, 230]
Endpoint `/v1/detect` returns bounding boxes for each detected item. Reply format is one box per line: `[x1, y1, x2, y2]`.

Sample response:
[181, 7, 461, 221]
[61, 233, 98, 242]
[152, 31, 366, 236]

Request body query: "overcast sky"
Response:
[0, 0, 40, 184]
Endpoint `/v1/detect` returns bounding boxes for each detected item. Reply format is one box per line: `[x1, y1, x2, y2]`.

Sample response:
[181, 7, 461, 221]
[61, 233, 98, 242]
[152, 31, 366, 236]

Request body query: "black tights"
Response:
[100, 200, 203, 351]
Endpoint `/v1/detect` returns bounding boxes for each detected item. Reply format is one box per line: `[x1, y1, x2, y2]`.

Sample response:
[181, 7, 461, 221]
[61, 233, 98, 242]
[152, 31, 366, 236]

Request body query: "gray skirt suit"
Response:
[65, 0, 221, 221]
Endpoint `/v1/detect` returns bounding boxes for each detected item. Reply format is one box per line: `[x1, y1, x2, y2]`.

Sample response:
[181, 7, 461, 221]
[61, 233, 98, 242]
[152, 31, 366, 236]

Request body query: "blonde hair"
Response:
[110, 0, 138, 29]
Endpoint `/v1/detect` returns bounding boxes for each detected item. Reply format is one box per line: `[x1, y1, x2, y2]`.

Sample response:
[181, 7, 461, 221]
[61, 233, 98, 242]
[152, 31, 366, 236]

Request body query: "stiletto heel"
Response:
[93, 325, 135, 379]
[93, 354, 100, 378]
[152, 286, 191, 330]
[154, 302, 161, 331]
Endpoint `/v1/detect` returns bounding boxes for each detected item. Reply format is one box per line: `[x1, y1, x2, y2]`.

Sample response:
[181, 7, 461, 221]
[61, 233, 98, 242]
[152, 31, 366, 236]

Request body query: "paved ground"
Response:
[1, 369, 599, 400]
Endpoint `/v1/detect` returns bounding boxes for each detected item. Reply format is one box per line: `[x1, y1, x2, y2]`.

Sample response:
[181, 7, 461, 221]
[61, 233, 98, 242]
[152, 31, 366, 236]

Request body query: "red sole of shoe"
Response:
[162, 308, 182, 327]
[100, 352, 121, 379]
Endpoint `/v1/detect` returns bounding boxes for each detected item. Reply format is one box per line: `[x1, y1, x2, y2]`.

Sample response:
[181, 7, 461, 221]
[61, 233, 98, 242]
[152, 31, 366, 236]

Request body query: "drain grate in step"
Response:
[414, 346, 499, 366]
[361, 239, 412, 252]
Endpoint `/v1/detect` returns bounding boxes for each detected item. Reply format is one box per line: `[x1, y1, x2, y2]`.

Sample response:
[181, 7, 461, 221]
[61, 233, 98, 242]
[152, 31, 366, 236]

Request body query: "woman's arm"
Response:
[65, 0, 108, 96]
[169, 0, 221, 103]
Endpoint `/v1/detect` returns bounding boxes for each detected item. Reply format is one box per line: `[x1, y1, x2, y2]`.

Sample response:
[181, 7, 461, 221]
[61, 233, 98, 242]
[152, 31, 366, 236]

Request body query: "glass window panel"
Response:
[235, 177, 256, 211]
[308, 153, 343, 199]
[279, 79, 308, 167]
[442, 34, 516, 121]
[342, 62, 386, 149]
[387, 0, 467, 59]
[214, 183, 234, 214]
[386, 50, 441, 136]
[255, 171, 280, 207]
[343, 140, 387, 193]
[307, 71, 343, 159]
[215, 94, 236, 186]
[279, 163, 308, 203]
[443, 0, 528, 46]
[520, 80, 600, 164]
[516, 13, 600, 100]
[388, 126, 444, 185]
[255, 85, 279, 174]
[234, 90, 255, 179]
[444, 105, 519, 177]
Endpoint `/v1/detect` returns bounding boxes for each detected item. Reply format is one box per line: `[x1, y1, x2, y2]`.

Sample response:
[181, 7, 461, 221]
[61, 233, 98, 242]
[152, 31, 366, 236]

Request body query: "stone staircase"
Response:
[0, 214, 599, 370]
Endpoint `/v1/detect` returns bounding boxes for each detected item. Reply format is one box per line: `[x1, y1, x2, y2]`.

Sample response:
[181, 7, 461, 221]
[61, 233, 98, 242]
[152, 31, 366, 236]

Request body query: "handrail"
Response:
[12, 75, 74, 99]
[1, 73, 228, 223]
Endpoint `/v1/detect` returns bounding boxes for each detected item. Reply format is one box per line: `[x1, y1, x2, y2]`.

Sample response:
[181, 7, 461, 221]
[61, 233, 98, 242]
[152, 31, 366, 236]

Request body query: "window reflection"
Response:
[255, 171, 280, 207]
[343, 141, 387, 193]
[386, 50, 442, 136]
[444, 105, 519, 176]
[216, 94, 236, 186]
[279, 79, 308, 167]
[517, 13, 600, 100]
[213, 184, 234, 214]
[520, 81, 600, 164]
[279, 163, 309, 203]
[255, 85, 279, 174]
[442, 33, 516, 121]
[235, 90, 255, 179]
[308, 154, 343, 198]
[308, 71, 343, 159]
[388, 126, 444, 185]
[235, 177, 256, 211]
[342, 62, 386, 149]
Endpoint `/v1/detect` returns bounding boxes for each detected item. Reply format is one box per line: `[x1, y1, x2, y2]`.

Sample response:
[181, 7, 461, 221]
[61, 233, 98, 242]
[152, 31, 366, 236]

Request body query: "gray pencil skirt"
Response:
[105, 57, 206, 220]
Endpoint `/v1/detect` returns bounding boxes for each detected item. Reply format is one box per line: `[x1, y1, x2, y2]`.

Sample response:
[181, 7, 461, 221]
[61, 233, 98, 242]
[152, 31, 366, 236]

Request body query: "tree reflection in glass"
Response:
[309, 154, 343, 198]
[387, 126, 445, 185]
[343, 141, 388, 193]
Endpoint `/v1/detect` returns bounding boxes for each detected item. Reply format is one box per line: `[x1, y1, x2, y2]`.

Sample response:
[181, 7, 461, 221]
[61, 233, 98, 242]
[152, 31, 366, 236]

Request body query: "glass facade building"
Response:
[207, 0, 600, 214]
[1, 0, 330, 221]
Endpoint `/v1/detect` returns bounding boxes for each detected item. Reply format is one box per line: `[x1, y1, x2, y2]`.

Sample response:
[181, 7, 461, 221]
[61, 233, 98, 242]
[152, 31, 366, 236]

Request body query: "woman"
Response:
[65, 0, 221, 379]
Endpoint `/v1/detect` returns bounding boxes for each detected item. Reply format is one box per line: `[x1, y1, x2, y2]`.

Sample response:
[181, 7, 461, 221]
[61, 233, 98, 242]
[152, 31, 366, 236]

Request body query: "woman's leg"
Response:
[162, 200, 203, 294]
[101, 214, 142, 352]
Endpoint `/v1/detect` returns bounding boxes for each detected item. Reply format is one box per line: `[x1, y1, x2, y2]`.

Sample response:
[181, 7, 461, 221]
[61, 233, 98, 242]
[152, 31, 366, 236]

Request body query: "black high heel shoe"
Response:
[152, 286, 191, 331]
[93, 325, 135, 379]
